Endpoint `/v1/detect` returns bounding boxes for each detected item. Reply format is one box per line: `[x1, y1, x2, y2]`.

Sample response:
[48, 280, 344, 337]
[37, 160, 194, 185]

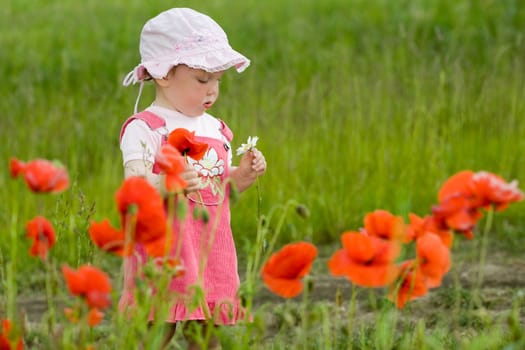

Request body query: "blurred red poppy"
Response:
[416, 233, 451, 288]
[88, 219, 128, 256]
[0, 319, 23, 350]
[10, 157, 69, 194]
[328, 231, 400, 287]
[62, 264, 112, 309]
[432, 193, 481, 239]
[116, 177, 168, 252]
[438, 170, 476, 202]
[262, 242, 318, 298]
[408, 213, 453, 248]
[87, 308, 104, 327]
[154, 145, 187, 192]
[63, 307, 79, 324]
[364, 209, 409, 242]
[25, 216, 56, 260]
[167, 128, 208, 160]
[88, 177, 170, 258]
[388, 260, 428, 309]
[471, 171, 523, 211]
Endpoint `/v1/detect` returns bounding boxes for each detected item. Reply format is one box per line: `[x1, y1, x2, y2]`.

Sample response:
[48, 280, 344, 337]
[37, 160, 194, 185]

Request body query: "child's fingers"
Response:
[181, 169, 201, 192]
[250, 149, 267, 173]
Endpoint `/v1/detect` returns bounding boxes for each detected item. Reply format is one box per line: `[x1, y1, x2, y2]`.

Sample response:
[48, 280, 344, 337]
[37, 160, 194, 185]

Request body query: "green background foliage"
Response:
[1, 0, 524, 266]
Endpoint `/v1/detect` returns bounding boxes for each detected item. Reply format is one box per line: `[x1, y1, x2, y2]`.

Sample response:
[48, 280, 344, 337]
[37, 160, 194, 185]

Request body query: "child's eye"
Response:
[197, 79, 208, 84]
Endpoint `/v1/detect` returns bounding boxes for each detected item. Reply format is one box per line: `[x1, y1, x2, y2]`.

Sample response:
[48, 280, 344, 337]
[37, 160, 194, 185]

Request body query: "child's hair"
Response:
[122, 8, 251, 113]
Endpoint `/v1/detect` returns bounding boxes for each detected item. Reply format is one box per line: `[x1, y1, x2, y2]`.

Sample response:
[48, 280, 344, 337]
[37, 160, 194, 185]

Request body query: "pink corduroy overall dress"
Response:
[118, 111, 244, 324]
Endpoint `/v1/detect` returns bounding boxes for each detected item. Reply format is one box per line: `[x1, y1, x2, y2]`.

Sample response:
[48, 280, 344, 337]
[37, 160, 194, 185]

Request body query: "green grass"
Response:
[2, 0, 524, 245]
[1, 0, 525, 348]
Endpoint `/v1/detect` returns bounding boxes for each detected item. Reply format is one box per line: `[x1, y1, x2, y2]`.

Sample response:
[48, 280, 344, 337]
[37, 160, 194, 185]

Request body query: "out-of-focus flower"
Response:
[64, 307, 79, 324]
[0, 319, 23, 350]
[236, 136, 258, 156]
[416, 233, 451, 288]
[167, 128, 208, 160]
[438, 170, 476, 202]
[471, 171, 524, 211]
[64, 307, 104, 328]
[408, 213, 454, 248]
[87, 308, 104, 327]
[363, 209, 409, 242]
[262, 241, 318, 298]
[388, 260, 428, 309]
[328, 231, 400, 287]
[10, 157, 69, 194]
[88, 219, 128, 256]
[116, 177, 169, 256]
[153, 257, 185, 279]
[155, 144, 187, 192]
[89, 177, 170, 258]
[432, 193, 481, 239]
[25, 216, 56, 260]
[62, 264, 112, 309]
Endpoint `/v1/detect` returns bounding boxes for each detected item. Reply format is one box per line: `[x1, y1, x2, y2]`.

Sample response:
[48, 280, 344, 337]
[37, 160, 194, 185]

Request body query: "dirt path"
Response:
[12, 243, 525, 328]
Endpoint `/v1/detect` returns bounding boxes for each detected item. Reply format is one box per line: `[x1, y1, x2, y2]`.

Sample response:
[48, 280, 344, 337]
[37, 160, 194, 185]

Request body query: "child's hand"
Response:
[238, 148, 267, 178]
[181, 166, 201, 193]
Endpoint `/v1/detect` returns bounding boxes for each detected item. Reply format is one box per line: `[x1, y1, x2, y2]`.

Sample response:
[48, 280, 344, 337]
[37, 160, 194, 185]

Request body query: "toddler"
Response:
[119, 8, 266, 349]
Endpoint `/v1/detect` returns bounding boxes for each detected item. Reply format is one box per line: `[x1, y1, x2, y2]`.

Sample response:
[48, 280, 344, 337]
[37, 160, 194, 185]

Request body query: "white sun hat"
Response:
[123, 7, 250, 112]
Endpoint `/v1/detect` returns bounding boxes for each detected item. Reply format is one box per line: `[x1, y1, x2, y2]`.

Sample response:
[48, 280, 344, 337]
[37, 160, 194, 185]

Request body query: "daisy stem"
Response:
[255, 176, 262, 224]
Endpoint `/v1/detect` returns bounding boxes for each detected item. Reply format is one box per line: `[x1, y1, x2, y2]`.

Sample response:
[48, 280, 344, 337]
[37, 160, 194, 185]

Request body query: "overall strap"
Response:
[120, 111, 168, 174]
[218, 119, 233, 142]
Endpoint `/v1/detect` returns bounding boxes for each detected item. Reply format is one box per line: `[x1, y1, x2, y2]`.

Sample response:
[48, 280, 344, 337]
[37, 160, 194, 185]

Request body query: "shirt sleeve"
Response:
[120, 119, 161, 165]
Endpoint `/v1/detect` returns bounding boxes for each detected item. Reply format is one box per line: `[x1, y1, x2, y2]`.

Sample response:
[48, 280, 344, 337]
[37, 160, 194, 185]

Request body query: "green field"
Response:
[1, 0, 525, 348]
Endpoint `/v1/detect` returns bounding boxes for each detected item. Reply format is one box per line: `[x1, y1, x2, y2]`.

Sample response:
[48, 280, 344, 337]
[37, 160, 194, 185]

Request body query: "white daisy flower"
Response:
[236, 136, 259, 156]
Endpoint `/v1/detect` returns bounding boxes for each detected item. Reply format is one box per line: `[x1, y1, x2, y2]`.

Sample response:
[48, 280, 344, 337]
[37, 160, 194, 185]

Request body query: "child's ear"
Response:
[155, 77, 171, 87]
[155, 66, 177, 87]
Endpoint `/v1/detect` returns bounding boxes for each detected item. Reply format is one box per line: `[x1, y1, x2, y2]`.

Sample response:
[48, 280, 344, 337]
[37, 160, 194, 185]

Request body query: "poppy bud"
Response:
[296, 204, 310, 219]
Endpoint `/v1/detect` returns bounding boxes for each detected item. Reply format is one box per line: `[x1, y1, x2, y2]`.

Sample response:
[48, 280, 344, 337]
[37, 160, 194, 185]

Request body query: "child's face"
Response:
[155, 65, 225, 117]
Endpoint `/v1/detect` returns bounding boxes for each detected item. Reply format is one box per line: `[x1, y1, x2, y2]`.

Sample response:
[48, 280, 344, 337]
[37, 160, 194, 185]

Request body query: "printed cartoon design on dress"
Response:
[187, 147, 225, 203]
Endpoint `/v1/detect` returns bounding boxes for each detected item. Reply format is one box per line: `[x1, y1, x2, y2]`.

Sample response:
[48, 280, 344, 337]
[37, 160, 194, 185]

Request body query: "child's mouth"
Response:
[204, 102, 213, 109]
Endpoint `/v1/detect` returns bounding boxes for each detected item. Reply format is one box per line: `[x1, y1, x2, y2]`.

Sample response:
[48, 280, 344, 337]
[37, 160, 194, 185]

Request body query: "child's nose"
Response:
[207, 81, 219, 96]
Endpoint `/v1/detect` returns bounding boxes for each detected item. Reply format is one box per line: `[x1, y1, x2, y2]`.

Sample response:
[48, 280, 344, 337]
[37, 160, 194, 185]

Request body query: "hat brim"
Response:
[137, 47, 249, 80]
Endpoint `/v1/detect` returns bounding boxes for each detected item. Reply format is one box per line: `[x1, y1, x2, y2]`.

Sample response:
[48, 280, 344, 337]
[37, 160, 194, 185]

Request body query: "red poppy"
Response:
[64, 307, 104, 327]
[438, 170, 476, 202]
[471, 171, 524, 211]
[10, 157, 69, 194]
[88, 219, 128, 256]
[416, 233, 451, 288]
[262, 242, 318, 298]
[408, 213, 454, 248]
[25, 216, 56, 259]
[0, 319, 23, 350]
[388, 260, 428, 309]
[62, 264, 112, 309]
[432, 193, 482, 239]
[154, 145, 187, 192]
[63, 307, 79, 324]
[87, 308, 104, 327]
[167, 128, 208, 160]
[363, 209, 409, 242]
[116, 177, 168, 250]
[328, 231, 400, 287]
[153, 257, 185, 279]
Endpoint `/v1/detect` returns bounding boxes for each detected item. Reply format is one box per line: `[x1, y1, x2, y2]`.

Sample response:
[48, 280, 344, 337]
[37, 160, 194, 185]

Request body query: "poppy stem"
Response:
[472, 206, 494, 307]
[43, 258, 56, 333]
